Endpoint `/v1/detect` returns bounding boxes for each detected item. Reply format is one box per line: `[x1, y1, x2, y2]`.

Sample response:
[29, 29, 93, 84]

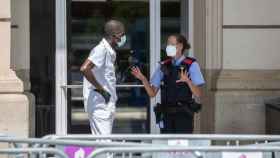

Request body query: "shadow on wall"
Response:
[198, 69, 221, 134]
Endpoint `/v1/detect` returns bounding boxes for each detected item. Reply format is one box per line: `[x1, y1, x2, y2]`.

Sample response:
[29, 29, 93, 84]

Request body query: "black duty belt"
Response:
[161, 106, 191, 113]
[153, 102, 194, 124]
[159, 102, 194, 116]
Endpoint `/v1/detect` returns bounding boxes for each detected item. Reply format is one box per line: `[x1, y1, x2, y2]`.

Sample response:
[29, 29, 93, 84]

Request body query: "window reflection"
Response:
[161, 0, 181, 60]
[69, 1, 150, 133]
[30, 0, 183, 135]
[68, 0, 182, 134]
[70, 1, 150, 85]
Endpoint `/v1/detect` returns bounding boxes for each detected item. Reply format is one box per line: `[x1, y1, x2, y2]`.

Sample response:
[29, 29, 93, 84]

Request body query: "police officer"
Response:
[131, 34, 205, 133]
[80, 20, 126, 135]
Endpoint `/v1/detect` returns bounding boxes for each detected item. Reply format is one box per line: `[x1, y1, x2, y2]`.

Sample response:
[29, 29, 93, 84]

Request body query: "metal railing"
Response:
[0, 148, 67, 158]
[87, 146, 280, 158]
[37, 134, 280, 158]
[40, 134, 280, 144]
[0, 136, 152, 158]
[1, 134, 280, 158]
[61, 84, 144, 89]
[0, 137, 150, 147]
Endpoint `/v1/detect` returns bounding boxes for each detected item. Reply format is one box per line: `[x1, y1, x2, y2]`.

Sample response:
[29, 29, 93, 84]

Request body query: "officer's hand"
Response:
[94, 89, 111, 104]
[176, 69, 191, 84]
[130, 66, 146, 81]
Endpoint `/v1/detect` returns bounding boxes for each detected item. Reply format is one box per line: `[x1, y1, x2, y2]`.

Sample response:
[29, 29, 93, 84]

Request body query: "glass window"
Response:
[69, 0, 150, 133]
[161, 0, 181, 60]
[30, 0, 56, 137]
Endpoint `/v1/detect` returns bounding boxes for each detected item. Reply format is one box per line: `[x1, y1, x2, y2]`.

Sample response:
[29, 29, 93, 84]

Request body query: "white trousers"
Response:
[85, 90, 116, 135]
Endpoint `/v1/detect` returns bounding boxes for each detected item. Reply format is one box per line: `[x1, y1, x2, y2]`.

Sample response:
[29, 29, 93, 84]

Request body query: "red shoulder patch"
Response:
[183, 59, 193, 65]
[161, 58, 172, 65]
[182, 57, 196, 65]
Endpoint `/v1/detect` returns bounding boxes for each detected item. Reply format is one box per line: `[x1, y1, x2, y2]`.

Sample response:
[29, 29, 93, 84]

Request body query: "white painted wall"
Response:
[222, 0, 280, 70]
[0, 22, 11, 74]
[223, 0, 280, 25]
[0, 0, 10, 18]
[0, 0, 11, 74]
[223, 29, 280, 70]
[11, 0, 30, 70]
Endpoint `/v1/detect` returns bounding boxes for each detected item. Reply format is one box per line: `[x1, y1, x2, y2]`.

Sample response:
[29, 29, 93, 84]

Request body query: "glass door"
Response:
[56, 0, 189, 135]
[56, 0, 152, 134]
[68, 0, 150, 134]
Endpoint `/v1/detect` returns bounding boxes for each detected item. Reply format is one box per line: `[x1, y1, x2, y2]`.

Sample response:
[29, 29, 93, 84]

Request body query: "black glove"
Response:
[153, 103, 162, 124]
[94, 89, 111, 104]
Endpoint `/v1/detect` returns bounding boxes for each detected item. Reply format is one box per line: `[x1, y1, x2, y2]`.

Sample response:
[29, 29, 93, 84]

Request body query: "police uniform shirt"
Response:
[83, 38, 118, 109]
[151, 55, 205, 88]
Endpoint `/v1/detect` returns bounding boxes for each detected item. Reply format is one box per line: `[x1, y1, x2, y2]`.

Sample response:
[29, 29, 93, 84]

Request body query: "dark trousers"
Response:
[160, 112, 194, 134]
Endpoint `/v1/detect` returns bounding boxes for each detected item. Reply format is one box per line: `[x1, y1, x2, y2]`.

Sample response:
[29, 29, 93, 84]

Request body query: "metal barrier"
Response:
[87, 146, 280, 158]
[0, 148, 67, 158]
[0, 133, 25, 158]
[38, 134, 280, 152]
[40, 134, 280, 142]
[38, 134, 211, 157]
[37, 134, 280, 158]
[0, 136, 153, 158]
[1, 134, 280, 158]
[0, 137, 150, 147]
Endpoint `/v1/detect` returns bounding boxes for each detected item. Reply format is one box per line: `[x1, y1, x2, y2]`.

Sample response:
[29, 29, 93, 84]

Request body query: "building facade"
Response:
[0, 0, 280, 137]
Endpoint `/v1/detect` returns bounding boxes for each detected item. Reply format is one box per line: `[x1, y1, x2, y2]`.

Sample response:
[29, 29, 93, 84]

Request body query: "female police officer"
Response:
[131, 34, 205, 133]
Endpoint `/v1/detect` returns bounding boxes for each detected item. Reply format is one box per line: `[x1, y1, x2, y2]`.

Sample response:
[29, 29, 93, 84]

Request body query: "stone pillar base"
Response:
[201, 70, 280, 134]
[0, 93, 35, 137]
[215, 91, 280, 134]
[0, 70, 23, 93]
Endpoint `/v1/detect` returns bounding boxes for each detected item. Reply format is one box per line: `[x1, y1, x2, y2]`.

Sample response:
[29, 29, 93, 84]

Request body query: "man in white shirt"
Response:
[80, 20, 126, 135]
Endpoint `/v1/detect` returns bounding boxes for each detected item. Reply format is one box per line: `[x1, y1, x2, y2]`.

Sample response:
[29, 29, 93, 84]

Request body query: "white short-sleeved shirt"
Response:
[83, 38, 117, 104]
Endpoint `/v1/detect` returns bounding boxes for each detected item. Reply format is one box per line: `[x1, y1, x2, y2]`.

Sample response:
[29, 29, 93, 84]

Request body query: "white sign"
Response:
[222, 152, 263, 158]
[166, 140, 194, 158]
[168, 139, 189, 146]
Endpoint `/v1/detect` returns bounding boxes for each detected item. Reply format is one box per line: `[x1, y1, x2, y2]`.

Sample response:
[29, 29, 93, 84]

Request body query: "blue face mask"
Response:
[117, 35, 126, 47]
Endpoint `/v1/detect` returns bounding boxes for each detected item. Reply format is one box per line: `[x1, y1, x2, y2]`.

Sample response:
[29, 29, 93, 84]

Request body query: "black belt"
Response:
[158, 102, 194, 116]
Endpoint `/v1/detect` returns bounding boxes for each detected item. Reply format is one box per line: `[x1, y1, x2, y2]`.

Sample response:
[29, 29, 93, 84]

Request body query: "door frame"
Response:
[55, 0, 192, 135]
[55, 0, 68, 135]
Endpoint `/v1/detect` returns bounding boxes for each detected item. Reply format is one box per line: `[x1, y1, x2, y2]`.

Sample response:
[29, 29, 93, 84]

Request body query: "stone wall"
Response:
[0, 0, 35, 141]
[199, 0, 280, 134]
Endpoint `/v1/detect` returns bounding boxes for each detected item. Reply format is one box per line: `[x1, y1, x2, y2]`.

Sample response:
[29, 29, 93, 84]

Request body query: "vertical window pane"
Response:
[69, 0, 150, 134]
[161, 0, 181, 60]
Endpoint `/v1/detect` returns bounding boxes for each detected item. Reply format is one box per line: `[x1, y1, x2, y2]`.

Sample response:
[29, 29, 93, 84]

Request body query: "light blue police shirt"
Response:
[150, 55, 205, 88]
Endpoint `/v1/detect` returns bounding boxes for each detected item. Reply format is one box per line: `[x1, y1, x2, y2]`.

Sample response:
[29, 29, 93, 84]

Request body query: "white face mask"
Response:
[117, 35, 126, 47]
[166, 45, 177, 57]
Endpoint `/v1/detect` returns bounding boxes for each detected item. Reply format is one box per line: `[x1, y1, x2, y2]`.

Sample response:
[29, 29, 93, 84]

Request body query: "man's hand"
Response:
[94, 89, 111, 104]
[81, 59, 111, 102]
[130, 66, 146, 81]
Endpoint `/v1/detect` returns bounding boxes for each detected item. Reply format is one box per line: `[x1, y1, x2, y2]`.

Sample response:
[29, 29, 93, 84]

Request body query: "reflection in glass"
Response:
[161, 0, 181, 60]
[30, 0, 56, 137]
[68, 1, 150, 133]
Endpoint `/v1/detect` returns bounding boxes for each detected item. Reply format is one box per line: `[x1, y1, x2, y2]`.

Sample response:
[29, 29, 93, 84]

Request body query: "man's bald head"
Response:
[104, 20, 125, 38]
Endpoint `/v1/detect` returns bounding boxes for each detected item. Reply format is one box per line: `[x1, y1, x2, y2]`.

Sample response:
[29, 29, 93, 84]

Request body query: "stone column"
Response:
[0, 0, 34, 138]
[192, 0, 207, 133]
[202, 0, 280, 134]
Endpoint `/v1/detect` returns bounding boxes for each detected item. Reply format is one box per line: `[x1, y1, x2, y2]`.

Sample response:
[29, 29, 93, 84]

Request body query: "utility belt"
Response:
[153, 100, 202, 123]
